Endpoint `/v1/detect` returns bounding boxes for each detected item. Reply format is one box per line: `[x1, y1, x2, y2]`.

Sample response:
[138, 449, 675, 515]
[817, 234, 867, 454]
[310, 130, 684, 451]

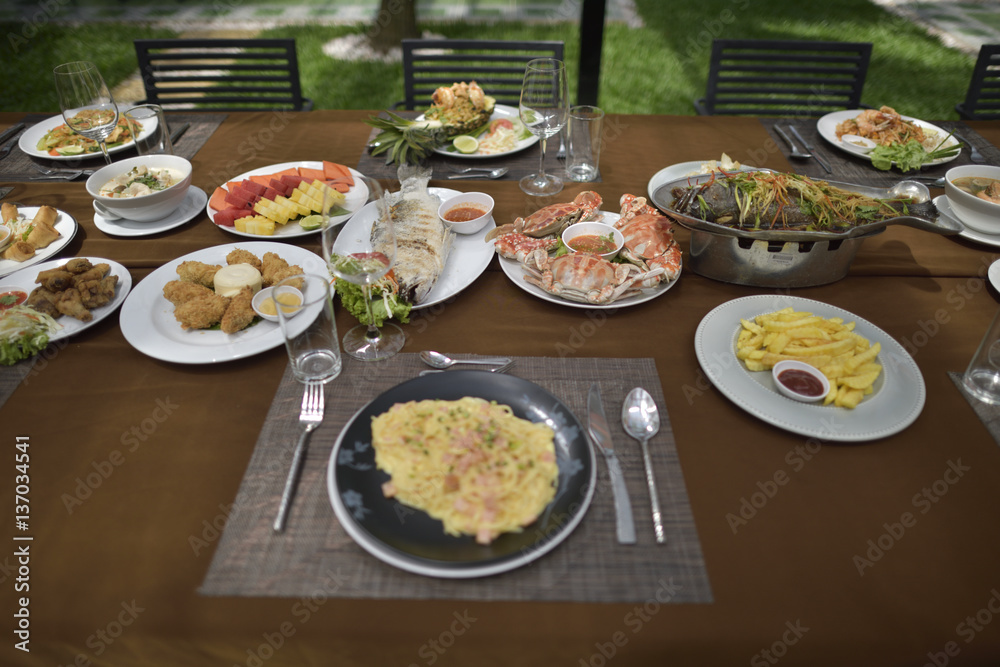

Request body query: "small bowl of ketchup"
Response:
[561, 221, 624, 260]
[772, 360, 830, 403]
[437, 192, 494, 235]
[0, 285, 28, 311]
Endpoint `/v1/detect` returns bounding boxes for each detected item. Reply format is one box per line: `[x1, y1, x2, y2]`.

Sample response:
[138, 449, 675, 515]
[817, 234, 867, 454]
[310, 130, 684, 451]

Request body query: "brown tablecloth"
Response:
[2, 111, 1000, 667]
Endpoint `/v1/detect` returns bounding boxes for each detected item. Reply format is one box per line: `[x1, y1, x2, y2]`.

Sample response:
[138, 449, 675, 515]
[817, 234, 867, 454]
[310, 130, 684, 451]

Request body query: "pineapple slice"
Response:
[234, 215, 275, 236]
[290, 188, 323, 213]
[275, 195, 311, 218]
[253, 199, 290, 225]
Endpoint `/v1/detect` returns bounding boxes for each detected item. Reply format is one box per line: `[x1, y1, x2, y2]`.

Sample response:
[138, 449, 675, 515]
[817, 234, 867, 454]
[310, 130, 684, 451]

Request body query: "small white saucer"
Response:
[934, 195, 1000, 249]
[94, 185, 207, 237]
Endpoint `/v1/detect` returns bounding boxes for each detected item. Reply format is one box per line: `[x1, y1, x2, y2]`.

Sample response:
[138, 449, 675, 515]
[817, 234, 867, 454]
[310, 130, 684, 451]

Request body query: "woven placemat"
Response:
[200, 353, 712, 603]
[758, 118, 999, 187]
[950, 371, 1000, 446]
[0, 112, 226, 182]
[0, 358, 37, 410]
[356, 111, 597, 184]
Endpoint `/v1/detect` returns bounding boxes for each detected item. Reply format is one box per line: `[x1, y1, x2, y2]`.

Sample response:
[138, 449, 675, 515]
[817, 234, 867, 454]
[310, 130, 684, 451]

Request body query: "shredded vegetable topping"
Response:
[0, 305, 61, 365]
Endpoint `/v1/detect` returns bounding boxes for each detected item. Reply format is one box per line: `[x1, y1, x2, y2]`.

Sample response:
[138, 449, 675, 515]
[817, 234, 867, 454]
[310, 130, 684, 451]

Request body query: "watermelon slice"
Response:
[268, 178, 291, 196]
[280, 174, 308, 189]
[240, 179, 266, 197]
[214, 207, 249, 227]
[224, 188, 255, 210]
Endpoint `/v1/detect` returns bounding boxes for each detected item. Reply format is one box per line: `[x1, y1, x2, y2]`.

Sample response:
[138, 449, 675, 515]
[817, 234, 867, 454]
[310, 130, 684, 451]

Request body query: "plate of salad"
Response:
[816, 108, 961, 172]
[431, 104, 538, 159]
[19, 113, 143, 160]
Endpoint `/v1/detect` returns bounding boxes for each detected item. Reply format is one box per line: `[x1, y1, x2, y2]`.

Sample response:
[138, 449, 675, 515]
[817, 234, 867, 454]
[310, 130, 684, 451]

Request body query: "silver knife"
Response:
[789, 125, 833, 174]
[169, 122, 190, 145]
[588, 383, 637, 545]
[0, 123, 26, 160]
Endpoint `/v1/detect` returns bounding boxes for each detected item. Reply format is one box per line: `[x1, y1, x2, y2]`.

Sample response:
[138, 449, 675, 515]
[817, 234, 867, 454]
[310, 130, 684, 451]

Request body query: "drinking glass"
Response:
[53, 61, 119, 165]
[519, 58, 568, 196]
[321, 177, 405, 361]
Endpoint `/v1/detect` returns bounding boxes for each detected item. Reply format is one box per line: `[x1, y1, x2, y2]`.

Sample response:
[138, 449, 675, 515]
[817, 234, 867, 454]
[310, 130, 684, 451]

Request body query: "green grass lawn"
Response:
[0, 0, 978, 118]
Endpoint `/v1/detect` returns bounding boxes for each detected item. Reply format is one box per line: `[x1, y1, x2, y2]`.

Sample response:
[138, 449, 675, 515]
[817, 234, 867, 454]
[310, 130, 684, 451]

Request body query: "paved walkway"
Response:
[873, 0, 1000, 54]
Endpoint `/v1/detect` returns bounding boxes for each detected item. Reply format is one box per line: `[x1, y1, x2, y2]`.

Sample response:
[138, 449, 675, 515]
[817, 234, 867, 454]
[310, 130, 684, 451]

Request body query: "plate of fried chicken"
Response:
[119, 242, 326, 363]
[5, 257, 131, 341]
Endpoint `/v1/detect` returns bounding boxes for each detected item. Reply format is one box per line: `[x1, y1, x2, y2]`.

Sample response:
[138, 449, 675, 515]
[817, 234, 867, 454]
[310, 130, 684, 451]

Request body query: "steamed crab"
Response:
[615, 194, 683, 285]
[522, 249, 661, 305]
[487, 191, 603, 261]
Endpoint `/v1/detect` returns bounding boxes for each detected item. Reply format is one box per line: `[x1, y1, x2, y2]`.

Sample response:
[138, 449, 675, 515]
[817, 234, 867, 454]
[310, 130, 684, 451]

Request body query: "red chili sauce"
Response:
[0, 289, 27, 311]
[567, 234, 617, 254]
[444, 205, 487, 222]
[777, 368, 825, 397]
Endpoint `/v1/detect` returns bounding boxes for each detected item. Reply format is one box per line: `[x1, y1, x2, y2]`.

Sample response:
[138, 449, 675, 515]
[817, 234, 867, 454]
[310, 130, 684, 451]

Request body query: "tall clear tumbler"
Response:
[275, 273, 342, 385]
[963, 305, 1000, 404]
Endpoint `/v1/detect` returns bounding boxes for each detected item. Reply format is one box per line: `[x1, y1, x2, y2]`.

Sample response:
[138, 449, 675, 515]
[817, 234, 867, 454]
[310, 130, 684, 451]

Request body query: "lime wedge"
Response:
[56, 145, 84, 155]
[299, 214, 324, 231]
[452, 135, 479, 154]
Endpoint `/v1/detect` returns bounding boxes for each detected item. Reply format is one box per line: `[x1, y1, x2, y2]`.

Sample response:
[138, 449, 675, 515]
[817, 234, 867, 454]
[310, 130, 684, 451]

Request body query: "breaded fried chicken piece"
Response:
[70, 263, 110, 287]
[63, 258, 94, 274]
[173, 293, 229, 330]
[26, 286, 60, 318]
[260, 252, 290, 287]
[270, 265, 304, 290]
[77, 275, 119, 309]
[220, 286, 256, 334]
[226, 248, 262, 273]
[36, 269, 74, 292]
[163, 280, 214, 306]
[56, 288, 92, 322]
[176, 260, 221, 288]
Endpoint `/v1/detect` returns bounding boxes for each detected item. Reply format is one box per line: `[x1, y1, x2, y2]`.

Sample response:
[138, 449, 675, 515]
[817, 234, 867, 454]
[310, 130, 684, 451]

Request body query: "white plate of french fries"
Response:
[695, 295, 925, 442]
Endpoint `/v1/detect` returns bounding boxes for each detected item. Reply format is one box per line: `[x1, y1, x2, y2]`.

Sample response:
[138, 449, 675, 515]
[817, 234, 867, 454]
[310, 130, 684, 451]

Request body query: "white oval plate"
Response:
[0, 207, 78, 278]
[816, 110, 961, 167]
[206, 161, 369, 239]
[497, 210, 681, 309]
[119, 241, 326, 364]
[695, 295, 925, 442]
[933, 195, 1000, 249]
[18, 113, 147, 161]
[94, 186, 207, 238]
[330, 187, 495, 310]
[429, 104, 539, 159]
[3, 257, 132, 342]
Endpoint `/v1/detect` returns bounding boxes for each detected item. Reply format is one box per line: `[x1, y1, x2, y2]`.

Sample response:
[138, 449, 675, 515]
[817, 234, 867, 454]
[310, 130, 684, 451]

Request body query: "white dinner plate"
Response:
[93, 186, 207, 238]
[206, 161, 369, 239]
[3, 257, 132, 342]
[330, 187, 494, 310]
[0, 207, 78, 278]
[816, 110, 961, 167]
[933, 195, 1000, 248]
[18, 113, 147, 161]
[646, 160, 758, 201]
[429, 104, 540, 159]
[695, 295, 925, 442]
[497, 211, 680, 309]
[119, 241, 326, 364]
[990, 259, 1000, 292]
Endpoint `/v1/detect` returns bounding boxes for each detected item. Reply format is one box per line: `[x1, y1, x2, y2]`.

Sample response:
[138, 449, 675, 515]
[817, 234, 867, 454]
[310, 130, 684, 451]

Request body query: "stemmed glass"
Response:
[321, 177, 405, 361]
[53, 61, 119, 165]
[519, 58, 568, 196]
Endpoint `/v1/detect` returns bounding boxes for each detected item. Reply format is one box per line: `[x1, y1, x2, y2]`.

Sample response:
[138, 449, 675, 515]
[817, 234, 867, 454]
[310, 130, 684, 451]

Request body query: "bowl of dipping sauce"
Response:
[252, 285, 304, 322]
[772, 360, 830, 403]
[0, 286, 28, 311]
[437, 192, 494, 234]
[86, 154, 192, 222]
[840, 134, 876, 153]
[944, 165, 1000, 234]
[561, 221, 624, 260]
[0, 225, 10, 247]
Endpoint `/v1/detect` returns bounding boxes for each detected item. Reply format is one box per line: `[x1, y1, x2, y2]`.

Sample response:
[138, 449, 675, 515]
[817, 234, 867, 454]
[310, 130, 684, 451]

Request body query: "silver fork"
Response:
[30, 166, 94, 180]
[775, 126, 811, 159]
[447, 165, 498, 174]
[273, 381, 325, 532]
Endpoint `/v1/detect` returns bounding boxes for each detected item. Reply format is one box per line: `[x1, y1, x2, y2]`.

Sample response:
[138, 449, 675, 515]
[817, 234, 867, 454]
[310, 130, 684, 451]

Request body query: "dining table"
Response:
[1, 108, 999, 667]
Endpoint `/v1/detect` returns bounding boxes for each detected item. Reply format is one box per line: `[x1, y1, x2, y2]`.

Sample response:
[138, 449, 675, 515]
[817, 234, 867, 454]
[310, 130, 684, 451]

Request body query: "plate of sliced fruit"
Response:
[206, 160, 369, 239]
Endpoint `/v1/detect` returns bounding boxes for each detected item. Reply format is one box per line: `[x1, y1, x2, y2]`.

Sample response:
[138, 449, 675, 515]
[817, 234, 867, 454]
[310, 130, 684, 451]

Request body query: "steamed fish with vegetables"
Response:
[669, 170, 933, 233]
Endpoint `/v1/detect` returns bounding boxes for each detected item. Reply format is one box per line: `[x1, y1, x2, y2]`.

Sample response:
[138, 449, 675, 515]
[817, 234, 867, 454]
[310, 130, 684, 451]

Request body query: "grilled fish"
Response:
[371, 165, 453, 304]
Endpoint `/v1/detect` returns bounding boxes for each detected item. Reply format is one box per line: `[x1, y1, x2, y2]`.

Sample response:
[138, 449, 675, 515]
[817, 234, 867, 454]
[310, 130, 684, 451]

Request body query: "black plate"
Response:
[326, 370, 596, 578]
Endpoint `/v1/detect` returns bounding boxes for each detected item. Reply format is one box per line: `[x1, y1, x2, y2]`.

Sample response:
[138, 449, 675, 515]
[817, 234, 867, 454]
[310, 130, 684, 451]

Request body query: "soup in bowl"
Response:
[944, 165, 1000, 234]
[87, 155, 192, 222]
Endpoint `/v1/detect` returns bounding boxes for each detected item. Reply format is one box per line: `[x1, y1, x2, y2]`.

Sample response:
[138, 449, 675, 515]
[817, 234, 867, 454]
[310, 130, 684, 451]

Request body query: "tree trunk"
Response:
[369, 0, 419, 53]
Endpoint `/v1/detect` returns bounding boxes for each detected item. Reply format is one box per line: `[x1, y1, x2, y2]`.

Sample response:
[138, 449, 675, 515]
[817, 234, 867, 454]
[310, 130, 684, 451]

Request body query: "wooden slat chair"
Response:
[395, 39, 565, 110]
[956, 44, 1000, 120]
[133, 38, 312, 112]
[694, 39, 872, 117]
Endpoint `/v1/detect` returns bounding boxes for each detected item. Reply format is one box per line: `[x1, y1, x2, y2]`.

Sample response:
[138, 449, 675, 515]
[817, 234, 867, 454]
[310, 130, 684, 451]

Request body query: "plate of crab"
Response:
[488, 191, 682, 308]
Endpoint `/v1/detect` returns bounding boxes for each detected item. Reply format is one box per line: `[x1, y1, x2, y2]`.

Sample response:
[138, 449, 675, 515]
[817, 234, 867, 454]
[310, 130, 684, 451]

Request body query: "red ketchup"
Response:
[0, 289, 27, 311]
[777, 368, 825, 397]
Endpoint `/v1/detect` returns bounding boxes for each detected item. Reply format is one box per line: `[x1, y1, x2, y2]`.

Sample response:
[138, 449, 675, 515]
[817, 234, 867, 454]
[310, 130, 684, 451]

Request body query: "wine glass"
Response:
[53, 61, 119, 165]
[519, 58, 568, 196]
[321, 177, 405, 361]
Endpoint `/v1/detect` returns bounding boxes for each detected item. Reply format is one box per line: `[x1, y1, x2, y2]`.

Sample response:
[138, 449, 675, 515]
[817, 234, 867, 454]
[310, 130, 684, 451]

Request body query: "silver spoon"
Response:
[621, 387, 665, 544]
[420, 350, 512, 369]
[447, 167, 508, 180]
[775, 126, 811, 159]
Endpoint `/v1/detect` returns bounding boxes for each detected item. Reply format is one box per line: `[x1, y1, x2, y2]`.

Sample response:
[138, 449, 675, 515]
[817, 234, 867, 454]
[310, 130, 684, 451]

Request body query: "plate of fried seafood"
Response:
[695, 295, 925, 442]
[4, 257, 131, 341]
[816, 107, 960, 167]
[492, 191, 682, 309]
[0, 204, 77, 278]
[119, 242, 326, 363]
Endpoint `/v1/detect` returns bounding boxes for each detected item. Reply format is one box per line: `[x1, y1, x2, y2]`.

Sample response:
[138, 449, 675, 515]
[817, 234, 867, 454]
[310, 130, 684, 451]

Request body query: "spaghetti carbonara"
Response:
[371, 397, 558, 544]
